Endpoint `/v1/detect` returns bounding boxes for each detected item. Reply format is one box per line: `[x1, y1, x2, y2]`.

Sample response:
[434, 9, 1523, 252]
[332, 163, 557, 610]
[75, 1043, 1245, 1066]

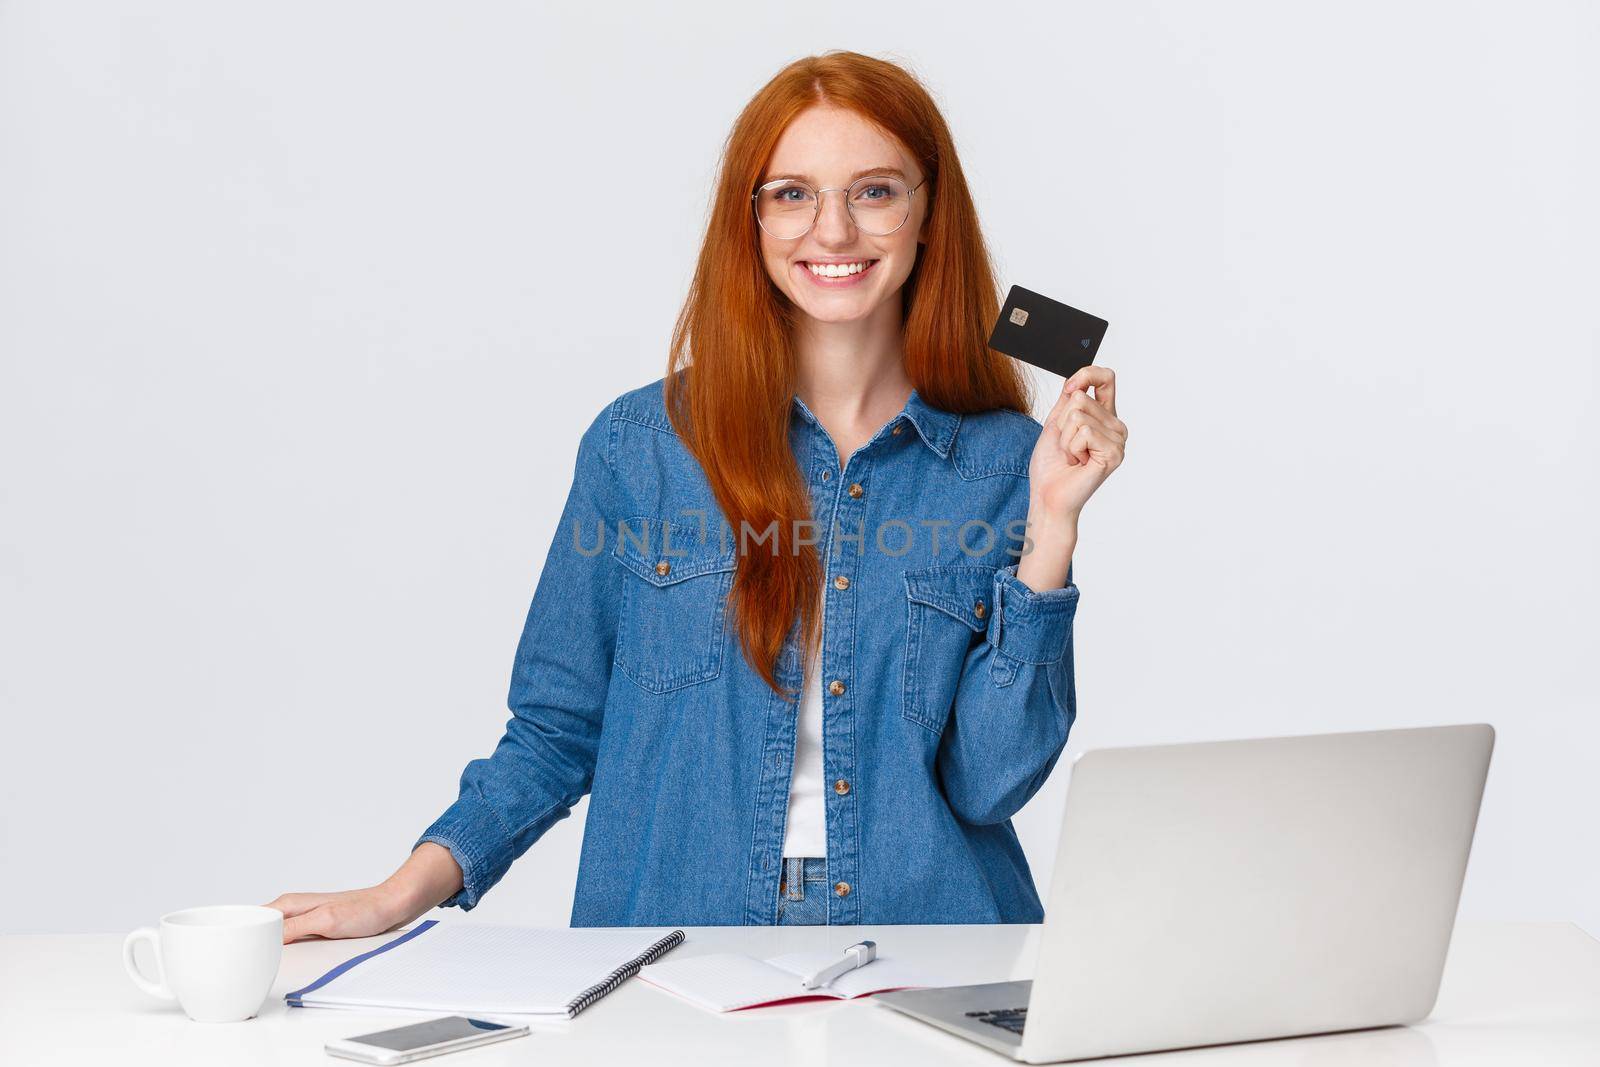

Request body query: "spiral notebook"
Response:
[284, 920, 685, 1019]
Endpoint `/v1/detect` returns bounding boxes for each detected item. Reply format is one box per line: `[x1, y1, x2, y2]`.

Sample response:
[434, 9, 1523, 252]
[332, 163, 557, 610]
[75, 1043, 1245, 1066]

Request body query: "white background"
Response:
[2, 1, 1594, 936]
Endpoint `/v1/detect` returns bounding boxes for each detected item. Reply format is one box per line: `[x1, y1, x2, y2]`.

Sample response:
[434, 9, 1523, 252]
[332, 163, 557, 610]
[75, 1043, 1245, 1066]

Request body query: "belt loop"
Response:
[785, 857, 804, 900]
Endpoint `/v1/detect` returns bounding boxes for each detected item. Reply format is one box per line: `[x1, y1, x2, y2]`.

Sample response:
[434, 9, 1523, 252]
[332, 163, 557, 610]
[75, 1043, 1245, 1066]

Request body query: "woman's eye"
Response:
[857, 184, 891, 201]
[771, 186, 811, 203]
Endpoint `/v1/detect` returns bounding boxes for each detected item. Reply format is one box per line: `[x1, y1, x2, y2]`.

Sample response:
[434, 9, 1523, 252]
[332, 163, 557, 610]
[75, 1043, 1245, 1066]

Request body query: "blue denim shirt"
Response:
[416, 377, 1079, 925]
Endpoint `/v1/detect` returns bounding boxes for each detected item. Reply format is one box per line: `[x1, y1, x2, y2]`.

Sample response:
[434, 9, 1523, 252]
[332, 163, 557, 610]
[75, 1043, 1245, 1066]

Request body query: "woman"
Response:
[267, 50, 1126, 939]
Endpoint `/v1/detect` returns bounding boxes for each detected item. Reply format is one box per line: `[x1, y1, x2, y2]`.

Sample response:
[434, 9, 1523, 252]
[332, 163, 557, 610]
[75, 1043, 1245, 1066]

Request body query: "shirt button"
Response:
[828, 679, 847, 697]
[847, 483, 864, 499]
[821, 469, 832, 481]
[834, 881, 851, 897]
[654, 561, 671, 577]
[892, 423, 903, 435]
[833, 575, 850, 591]
[973, 599, 986, 619]
[834, 778, 850, 795]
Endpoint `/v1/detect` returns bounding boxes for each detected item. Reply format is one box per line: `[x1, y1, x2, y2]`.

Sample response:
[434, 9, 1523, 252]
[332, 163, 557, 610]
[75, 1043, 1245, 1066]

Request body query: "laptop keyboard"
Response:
[966, 1007, 1028, 1035]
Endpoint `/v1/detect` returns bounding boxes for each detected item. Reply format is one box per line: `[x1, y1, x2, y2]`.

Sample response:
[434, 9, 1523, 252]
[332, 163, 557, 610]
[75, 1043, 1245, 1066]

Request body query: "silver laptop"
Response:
[876, 723, 1494, 1062]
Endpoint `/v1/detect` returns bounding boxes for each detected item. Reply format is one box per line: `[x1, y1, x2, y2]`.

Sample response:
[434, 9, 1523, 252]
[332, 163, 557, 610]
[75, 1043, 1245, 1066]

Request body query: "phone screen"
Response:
[348, 1016, 512, 1052]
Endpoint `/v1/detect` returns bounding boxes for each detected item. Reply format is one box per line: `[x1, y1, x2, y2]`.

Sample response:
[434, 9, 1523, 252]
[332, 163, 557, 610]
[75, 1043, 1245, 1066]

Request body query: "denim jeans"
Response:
[776, 857, 829, 926]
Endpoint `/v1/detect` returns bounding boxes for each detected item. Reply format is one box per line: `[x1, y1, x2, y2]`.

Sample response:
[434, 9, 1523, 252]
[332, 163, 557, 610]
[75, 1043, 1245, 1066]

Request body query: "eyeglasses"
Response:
[751, 174, 926, 240]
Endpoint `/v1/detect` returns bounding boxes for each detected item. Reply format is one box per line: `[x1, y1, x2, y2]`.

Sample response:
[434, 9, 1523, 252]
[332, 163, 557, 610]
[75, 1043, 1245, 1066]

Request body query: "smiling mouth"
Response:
[799, 259, 880, 279]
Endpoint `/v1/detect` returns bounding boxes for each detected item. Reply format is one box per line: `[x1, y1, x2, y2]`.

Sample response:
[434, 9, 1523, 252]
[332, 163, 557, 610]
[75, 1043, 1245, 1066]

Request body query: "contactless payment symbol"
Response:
[1009, 307, 1029, 326]
[1080, 338, 1091, 348]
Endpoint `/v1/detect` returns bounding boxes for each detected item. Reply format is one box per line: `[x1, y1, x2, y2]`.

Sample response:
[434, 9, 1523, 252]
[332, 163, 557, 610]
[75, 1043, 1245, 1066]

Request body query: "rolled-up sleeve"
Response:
[413, 404, 620, 909]
[935, 561, 1078, 826]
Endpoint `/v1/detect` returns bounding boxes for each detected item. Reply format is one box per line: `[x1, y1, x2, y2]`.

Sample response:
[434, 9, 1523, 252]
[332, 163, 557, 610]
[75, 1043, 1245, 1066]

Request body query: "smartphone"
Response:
[325, 1015, 530, 1064]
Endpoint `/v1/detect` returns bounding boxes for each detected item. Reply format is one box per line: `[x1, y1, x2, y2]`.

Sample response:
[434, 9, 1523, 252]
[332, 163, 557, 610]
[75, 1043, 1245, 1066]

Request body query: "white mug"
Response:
[122, 904, 284, 1022]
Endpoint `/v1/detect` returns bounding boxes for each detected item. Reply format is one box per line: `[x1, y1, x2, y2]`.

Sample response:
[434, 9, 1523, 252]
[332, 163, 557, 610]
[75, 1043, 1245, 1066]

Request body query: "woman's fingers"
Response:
[1064, 422, 1123, 471]
[264, 892, 338, 918]
[283, 903, 340, 943]
[274, 888, 406, 944]
[268, 891, 360, 943]
[1040, 369, 1125, 467]
[283, 899, 372, 943]
[1054, 392, 1123, 447]
[1072, 424, 1094, 466]
[1063, 365, 1118, 418]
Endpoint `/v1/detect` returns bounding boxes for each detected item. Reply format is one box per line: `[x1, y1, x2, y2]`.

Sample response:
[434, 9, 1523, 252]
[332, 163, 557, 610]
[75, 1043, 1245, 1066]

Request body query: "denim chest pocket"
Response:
[902, 565, 994, 733]
[611, 518, 737, 695]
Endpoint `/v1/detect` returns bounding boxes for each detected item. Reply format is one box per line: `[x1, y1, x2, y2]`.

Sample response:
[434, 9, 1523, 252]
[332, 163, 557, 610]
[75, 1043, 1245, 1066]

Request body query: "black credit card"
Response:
[987, 284, 1109, 378]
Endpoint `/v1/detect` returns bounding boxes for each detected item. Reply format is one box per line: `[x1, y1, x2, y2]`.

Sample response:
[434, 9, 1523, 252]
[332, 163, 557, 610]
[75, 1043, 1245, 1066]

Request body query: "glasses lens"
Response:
[755, 180, 818, 240]
[754, 176, 914, 238]
[846, 176, 911, 236]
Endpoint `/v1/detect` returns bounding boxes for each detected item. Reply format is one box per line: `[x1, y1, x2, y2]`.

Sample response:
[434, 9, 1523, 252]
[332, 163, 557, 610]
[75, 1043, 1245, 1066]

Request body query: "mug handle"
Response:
[123, 927, 175, 1000]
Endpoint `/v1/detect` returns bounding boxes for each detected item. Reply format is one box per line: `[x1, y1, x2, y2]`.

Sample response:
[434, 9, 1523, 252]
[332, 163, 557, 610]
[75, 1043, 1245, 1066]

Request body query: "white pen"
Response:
[799, 939, 878, 990]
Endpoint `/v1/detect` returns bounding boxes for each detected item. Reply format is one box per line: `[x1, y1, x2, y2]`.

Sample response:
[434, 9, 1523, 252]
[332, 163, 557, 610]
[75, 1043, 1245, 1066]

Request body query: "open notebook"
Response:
[638, 948, 952, 1013]
[284, 920, 684, 1019]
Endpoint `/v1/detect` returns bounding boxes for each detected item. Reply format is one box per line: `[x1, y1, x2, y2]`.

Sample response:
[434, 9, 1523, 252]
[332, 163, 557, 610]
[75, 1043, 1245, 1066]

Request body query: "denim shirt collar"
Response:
[790, 386, 961, 461]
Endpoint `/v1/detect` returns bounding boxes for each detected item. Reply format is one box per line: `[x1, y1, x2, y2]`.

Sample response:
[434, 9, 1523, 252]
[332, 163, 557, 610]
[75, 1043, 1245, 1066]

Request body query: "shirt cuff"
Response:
[988, 562, 1080, 664]
[413, 796, 511, 912]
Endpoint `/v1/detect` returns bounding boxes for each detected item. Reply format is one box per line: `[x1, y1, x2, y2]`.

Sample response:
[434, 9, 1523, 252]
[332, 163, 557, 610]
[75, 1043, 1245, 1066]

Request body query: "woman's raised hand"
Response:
[1028, 366, 1128, 522]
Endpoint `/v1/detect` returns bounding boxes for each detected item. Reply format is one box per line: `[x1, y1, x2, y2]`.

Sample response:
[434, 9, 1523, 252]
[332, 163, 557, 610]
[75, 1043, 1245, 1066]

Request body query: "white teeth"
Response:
[806, 260, 873, 277]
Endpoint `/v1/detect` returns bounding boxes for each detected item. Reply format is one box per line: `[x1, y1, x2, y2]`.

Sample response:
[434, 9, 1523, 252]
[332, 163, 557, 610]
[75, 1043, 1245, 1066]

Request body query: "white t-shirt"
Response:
[781, 594, 827, 859]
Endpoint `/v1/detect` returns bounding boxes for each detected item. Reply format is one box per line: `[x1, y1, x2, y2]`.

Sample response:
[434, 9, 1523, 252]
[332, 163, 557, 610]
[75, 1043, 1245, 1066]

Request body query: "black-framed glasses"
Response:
[751, 174, 927, 240]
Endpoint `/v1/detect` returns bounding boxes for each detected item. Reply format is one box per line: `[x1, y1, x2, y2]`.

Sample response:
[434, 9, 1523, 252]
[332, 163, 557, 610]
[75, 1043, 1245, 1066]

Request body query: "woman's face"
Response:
[755, 105, 929, 325]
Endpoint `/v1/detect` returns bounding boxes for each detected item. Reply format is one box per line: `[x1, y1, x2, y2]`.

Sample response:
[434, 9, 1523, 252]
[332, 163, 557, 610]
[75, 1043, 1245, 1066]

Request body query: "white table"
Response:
[3, 920, 1597, 1065]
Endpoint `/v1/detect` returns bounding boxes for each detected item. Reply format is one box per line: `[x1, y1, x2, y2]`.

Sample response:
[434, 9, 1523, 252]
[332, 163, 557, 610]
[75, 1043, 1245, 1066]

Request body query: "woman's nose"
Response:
[812, 188, 857, 242]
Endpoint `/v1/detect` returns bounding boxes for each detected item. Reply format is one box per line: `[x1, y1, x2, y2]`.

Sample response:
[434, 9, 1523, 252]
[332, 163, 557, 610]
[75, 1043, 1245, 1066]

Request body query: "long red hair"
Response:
[663, 50, 1030, 699]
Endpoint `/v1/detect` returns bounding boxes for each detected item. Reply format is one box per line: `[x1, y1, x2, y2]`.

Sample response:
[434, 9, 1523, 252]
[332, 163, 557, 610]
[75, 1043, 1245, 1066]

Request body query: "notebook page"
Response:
[638, 952, 806, 1012]
[766, 949, 958, 998]
[289, 999, 575, 1031]
[297, 924, 680, 1015]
